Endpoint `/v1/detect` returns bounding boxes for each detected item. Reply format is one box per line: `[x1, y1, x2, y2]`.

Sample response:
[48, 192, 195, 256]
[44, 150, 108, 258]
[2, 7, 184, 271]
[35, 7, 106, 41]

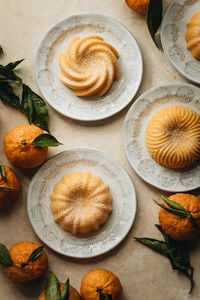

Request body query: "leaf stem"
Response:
[20, 262, 28, 268]
[188, 267, 194, 294]
[0, 161, 7, 183]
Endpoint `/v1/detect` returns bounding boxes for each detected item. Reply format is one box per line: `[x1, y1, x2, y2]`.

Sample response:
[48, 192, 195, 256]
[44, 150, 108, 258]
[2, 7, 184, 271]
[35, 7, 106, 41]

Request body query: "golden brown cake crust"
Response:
[185, 11, 200, 60]
[145, 105, 200, 169]
[59, 35, 120, 97]
[50, 171, 112, 234]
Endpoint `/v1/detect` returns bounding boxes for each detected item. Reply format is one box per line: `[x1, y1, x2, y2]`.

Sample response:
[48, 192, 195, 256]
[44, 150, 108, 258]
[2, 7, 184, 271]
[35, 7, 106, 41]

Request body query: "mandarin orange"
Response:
[0, 166, 20, 208]
[4, 124, 48, 169]
[81, 269, 122, 300]
[4, 241, 48, 284]
[159, 193, 200, 241]
[125, 0, 150, 15]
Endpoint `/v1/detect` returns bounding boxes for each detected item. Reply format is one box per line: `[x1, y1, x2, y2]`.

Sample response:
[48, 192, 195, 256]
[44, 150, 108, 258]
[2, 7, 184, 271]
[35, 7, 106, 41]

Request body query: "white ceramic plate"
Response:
[123, 83, 200, 192]
[34, 13, 143, 121]
[161, 0, 200, 84]
[27, 148, 136, 258]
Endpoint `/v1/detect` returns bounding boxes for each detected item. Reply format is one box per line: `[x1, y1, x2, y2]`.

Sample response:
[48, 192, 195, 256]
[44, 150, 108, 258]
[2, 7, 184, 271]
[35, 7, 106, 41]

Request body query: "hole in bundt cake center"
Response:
[68, 187, 87, 204]
[167, 122, 185, 143]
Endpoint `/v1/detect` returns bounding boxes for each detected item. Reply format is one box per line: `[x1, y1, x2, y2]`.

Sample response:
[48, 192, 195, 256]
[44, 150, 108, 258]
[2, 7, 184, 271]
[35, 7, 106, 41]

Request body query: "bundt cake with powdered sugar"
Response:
[50, 171, 112, 234]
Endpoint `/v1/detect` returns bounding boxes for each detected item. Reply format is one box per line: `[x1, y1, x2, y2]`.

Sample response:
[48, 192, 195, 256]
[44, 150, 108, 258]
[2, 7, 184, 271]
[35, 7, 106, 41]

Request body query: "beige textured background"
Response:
[1, 0, 199, 299]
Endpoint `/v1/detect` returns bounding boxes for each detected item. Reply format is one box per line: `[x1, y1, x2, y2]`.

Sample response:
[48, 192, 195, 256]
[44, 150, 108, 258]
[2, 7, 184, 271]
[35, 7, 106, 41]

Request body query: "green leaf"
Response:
[61, 278, 69, 300]
[146, 0, 163, 46]
[167, 240, 189, 271]
[20, 246, 44, 268]
[137, 225, 195, 294]
[0, 161, 7, 183]
[161, 196, 188, 214]
[27, 246, 44, 263]
[21, 83, 34, 123]
[45, 270, 61, 300]
[135, 237, 168, 256]
[96, 289, 112, 300]
[157, 226, 194, 294]
[155, 224, 169, 244]
[0, 186, 13, 190]
[22, 84, 49, 132]
[188, 267, 194, 294]
[159, 197, 199, 232]
[153, 199, 190, 218]
[0, 242, 14, 266]
[0, 82, 21, 109]
[165, 237, 194, 294]
[31, 134, 62, 147]
[0, 64, 22, 84]
[3, 59, 24, 71]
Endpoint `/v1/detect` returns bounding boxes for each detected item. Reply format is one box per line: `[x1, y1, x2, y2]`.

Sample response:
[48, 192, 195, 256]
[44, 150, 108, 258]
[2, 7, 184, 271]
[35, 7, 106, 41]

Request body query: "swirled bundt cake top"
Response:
[50, 171, 113, 234]
[145, 105, 200, 169]
[185, 11, 200, 61]
[59, 35, 120, 97]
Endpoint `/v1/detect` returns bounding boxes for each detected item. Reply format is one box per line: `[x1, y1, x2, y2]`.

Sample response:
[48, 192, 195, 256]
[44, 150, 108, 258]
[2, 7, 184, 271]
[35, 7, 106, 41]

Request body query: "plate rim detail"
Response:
[27, 147, 137, 258]
[122, 82, 200, 193]
[34, 13, 143, 121]
[160, 0, 200, 84]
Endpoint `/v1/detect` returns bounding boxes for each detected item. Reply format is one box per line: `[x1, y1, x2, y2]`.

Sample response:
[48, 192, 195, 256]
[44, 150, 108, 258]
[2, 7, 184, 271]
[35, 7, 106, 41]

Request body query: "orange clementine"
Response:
[159, 193, 200, 241]
[125, 0, 150, 15]
[0, 166, 20, 208]
[81, 269, 122, 300]
[4, 241, 48, 284]
[4, 124, 48, 169]
[38, 282, 81, 300]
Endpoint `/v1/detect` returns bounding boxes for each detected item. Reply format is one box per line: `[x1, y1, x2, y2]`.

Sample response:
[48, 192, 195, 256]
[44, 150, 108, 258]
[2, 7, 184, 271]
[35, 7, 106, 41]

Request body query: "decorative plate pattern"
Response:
[161, 0, 200, 84]
[123, 83, 200, 192]
[27, 149, 136, 258]
[34, 13, 143, 121]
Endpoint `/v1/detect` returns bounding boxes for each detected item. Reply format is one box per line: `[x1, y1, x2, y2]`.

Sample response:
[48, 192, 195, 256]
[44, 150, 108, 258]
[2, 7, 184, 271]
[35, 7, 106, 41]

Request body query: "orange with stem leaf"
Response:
[81, 269, 122, 300]
[4, 124, 48, 169]
[158, 193, 200, 241]
[4, 241, 48, 284]
[0, 164, 20, 208]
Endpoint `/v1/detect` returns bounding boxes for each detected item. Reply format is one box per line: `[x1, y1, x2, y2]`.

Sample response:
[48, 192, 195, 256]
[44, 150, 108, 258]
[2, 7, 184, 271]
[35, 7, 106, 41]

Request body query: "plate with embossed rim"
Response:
[123, 83, 200, 192]
[27, 148, 136, 258]
[160, 0, 200, 84]
[34, 13, 143, 121]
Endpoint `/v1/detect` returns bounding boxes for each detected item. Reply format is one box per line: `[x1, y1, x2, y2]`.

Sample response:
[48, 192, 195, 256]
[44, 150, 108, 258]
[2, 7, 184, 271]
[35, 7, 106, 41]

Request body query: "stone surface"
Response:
[1, 0, 200, 299]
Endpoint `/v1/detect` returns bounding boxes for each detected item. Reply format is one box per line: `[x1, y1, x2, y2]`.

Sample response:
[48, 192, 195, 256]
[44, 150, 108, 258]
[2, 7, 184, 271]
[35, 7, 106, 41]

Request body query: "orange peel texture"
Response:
[0, 166, 20, 208]
[185, 11, 200, 60]
[145, 106, 200, 169]
[4, 124, 48, 169]
[4, 241, 48, 284]
[59, 35, 120, 97]
[81, 269, 123, 300]
[159, 193, 200, 241]
[50, 171, 112, 234]
[125, 0, 149, 15]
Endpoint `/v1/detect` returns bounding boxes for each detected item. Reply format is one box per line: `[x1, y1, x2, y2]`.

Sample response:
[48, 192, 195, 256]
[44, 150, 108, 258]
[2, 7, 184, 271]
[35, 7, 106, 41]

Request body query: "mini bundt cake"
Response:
[50, 171, 112, 234]
[59, 35, 120, 97]
[145, 106, 200, 169]
[185, 11, 200, 60]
